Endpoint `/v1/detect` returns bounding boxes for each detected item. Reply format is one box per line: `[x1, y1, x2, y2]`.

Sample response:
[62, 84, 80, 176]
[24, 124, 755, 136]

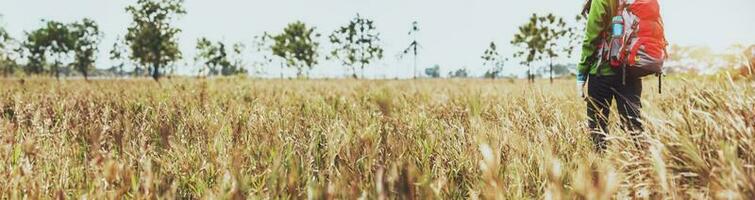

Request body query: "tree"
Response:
[20, 27, 48, 75]
[195, 37, 223, 76]
[665, 44, 693, 74]
[227, 42, 248, 76]
[540, 14, 570, 83]
[20, 20, 75, 78]
[481, 42, 507, 79]
[109, 37, 129, 77]
[449, 68, 469, 78]
[511, 13, 569, 83]
[0, 15, 6, 49]
[329, 14, 384, 79]
[69, 18, 101, 80]
[424, 64, 440, 78]
[563, 15, 586, 61]
[401, 21, 421, 79]
[194, 37, 247, 76]
[511, 14, 541, 83]
[124, 0, 186, 81]
[536, 63, 572, 77]
[1, 18, 18, 77]
[250, 33, 275, 76]
[271, 21, 320, 78]
[688, 46, 716, 70]
[721, 44, 748, 68]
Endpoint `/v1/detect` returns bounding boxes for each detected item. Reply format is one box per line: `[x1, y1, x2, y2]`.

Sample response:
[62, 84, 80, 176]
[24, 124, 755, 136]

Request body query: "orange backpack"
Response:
[600, 0, 668, 80]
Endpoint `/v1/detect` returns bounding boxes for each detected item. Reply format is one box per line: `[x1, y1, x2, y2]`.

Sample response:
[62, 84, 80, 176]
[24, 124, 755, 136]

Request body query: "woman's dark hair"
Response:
[582, 0, 592, 17]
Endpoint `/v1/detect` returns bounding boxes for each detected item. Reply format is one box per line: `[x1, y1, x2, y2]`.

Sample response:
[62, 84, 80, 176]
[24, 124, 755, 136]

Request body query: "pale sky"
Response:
[1, 0, 753, 78]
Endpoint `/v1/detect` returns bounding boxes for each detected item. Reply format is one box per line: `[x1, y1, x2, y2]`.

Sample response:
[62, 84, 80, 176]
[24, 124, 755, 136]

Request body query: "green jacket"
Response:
[577, 0, 618, 76]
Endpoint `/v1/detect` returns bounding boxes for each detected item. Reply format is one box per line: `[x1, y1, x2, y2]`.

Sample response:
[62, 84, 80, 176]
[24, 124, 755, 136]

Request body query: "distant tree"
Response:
[721, 44, 748, 68]
[511, 14, 542, 83]
[194, 37, 247, 76]
[46, 22, 75, 79]
[329, 14, 384, 79]
[20, 28, 47, 75]
[666, 44, 749, 74]
[124, 0, 186, 81]
[0, 16, 6, 48]
[424, 64, 440, 78]
[553, 64, 572, 76]
[21, 20, 75, 78]
[69, 18, 101, 80]
[666, 44, 709, 74]
[666, 44, 689, 63]
[401, 21, 421, 79]
[1, 18, 17, 77]
[665, 44, 690, 73]
[271, 21, 320, 78]
[481, 42, 507, 79]
[564, 15, 586, 60]
[540, 14, 570, 83]
[195, 37, 223, 76]
[511, 13, 569, 83]
[109, 37, 129, 77]
[536, 63, 572, 77]
[227, 42, 248, 76]
[688, 46, 716, 70]
[250, 32, 275, 76]
[449, 68, 469, 78]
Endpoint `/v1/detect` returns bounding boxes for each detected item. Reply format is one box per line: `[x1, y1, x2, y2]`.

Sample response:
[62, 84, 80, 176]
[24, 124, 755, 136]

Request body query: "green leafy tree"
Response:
[563, 15, 586, 61]
[271, 21, 320, 78]
[20, 29, 47, 75]
[481, 42, 507, 79]
[329, 14, 384, 79]
[109, 37, 129, 76]
[0, 15, 6, 49]
[1, 18, 18, 77]
[69, 18, 101, 80]
[124, 0, 186, 81]
[449, 68, 469, 78]
[46, 22, 75, 78]
[511, 13, 569, 83]
[195, 38, 247, 76]
[227, 42, 248, 76]
[539, 14, 569, 83]
[511, 14, 542, 83]
[195, 37, 223, 76]
[21, 20, 75, 78]
[424, 64, 440, 78]
[250, 33, 275, 76]
[536, 63, 573, 77]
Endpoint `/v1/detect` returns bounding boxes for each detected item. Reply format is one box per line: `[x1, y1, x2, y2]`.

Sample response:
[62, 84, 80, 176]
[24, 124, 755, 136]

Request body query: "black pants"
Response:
[586, 74, 643, 150]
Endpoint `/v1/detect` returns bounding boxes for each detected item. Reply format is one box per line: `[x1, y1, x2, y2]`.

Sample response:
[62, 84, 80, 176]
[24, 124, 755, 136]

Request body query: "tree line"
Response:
[0, 0, 596, 81]
[0, 0, 592, 80]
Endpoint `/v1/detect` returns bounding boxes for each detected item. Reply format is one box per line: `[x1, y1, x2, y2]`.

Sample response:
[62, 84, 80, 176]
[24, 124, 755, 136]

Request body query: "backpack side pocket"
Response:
[628, 43, 664, 77]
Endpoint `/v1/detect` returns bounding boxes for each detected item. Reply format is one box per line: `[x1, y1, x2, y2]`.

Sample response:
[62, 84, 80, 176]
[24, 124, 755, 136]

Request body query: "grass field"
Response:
[0, 76, 753, 199]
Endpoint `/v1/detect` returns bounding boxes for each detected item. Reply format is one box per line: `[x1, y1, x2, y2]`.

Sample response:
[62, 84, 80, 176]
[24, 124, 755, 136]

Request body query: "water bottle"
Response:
[612, 16, 624, 37]
[609, 15, 625, 67]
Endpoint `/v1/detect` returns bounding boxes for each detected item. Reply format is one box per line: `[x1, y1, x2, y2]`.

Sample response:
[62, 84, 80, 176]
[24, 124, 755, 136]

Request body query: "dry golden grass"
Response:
[0, 76, 753, 199]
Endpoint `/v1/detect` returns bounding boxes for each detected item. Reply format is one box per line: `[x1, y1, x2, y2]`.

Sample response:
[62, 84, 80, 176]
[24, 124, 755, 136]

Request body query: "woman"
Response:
[577, 0, 644, 151]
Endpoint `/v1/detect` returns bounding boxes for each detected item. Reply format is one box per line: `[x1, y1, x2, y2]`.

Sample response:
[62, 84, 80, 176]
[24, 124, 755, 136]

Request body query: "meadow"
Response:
[0, 76, 753, 199]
